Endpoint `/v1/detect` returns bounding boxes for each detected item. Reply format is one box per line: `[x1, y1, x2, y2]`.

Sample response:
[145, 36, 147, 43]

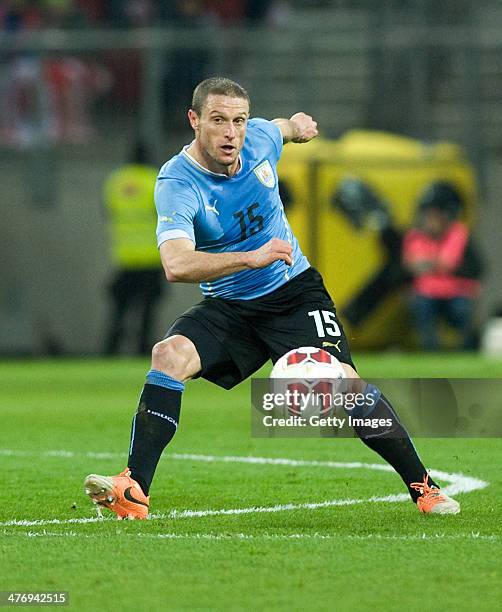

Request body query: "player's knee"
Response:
[339, 363, 383, 418]
[341, 363, 366, 394]
[151, 335, 201, 382]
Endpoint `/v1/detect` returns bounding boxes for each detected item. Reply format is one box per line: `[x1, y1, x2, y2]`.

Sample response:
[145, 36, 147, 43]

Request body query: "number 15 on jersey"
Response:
[308, 310, 341, 338]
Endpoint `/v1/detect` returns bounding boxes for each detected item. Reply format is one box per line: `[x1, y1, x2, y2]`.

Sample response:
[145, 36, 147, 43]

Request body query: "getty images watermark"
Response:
[260, 386, 390, 430]
[251, 378, 502, 438]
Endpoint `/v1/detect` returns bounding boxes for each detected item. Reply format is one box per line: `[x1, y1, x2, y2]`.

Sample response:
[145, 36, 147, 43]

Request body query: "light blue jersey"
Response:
[155, 118, 310, 300]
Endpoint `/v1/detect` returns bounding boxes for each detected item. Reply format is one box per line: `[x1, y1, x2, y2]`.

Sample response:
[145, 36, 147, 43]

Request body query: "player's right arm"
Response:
[160, 237, 292, 283]
[155, 176, 292, 283]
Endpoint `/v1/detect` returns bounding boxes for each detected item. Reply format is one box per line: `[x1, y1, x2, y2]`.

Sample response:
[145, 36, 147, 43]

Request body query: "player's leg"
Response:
[254, 268, 459, 513]
[85, 297, 267, 519]
[127, 334, 200, 494]
[128, 298, 267, 490]
[84, 334, 200, 519]
[339, 362, 459, 514]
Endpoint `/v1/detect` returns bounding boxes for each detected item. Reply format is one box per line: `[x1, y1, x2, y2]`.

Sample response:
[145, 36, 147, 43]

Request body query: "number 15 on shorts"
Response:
[308, 310, 341, 338]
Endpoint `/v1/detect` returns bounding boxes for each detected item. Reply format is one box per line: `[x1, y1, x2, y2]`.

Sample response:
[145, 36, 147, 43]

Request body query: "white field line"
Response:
[1, 530, 499, 542]
[0, 448, 403, 467]
[0, 495, 407, 528]
[0, 447, 488, 496]
[0, 449, 489, 529]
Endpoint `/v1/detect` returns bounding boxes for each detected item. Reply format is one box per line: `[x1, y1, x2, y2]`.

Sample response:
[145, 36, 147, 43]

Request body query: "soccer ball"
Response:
[270, 346, 346, 418]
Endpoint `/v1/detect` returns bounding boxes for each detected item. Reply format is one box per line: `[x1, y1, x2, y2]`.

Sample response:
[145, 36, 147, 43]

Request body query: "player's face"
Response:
[189, 94, 249, 175]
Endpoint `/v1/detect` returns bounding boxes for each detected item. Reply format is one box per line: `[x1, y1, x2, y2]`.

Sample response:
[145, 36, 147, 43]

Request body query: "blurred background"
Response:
[1, 0, 502, 357]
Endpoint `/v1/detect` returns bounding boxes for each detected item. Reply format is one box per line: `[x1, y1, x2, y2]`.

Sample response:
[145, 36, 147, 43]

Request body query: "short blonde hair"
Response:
[191, 77, 250, 115]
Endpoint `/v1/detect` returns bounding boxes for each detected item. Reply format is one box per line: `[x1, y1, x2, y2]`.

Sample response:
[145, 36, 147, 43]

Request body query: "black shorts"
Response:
[165, 267, 355, 389]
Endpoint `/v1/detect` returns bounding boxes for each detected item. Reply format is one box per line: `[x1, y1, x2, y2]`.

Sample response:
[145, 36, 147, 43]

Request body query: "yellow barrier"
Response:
[278, 131, 477, 349]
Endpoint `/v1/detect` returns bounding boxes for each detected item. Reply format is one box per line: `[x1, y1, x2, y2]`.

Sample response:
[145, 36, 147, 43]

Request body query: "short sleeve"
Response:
[249, 118, 283, 163]
[155, 178, 200, 247]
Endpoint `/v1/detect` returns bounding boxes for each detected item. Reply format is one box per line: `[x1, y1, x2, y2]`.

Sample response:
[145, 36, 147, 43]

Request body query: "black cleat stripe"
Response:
[124, 487, 149, 507]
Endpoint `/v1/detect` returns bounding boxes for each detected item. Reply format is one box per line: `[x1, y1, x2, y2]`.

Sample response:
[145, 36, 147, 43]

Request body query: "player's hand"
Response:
[247, 238, 293, 269]
[289, 112, 318, 143]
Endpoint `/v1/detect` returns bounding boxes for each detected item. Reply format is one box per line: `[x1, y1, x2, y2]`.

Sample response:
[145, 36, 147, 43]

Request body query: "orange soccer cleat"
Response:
[84, 468, 149, 520]
[411, 474, 460, 515]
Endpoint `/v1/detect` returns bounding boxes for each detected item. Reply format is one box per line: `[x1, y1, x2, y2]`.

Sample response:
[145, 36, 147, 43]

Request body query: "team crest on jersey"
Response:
[254, 160, 275, 188]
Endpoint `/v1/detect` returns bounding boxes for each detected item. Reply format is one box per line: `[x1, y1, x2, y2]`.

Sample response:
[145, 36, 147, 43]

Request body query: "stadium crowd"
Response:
[0, 1, 291, 146]
[0, 0, 286, 31]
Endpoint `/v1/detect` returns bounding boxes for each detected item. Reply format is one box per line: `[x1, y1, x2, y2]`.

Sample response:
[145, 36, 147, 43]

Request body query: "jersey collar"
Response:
[182, 143, 242, 178]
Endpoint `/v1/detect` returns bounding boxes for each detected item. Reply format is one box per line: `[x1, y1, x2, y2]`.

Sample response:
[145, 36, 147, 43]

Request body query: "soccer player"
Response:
[84, 77, 459, 519]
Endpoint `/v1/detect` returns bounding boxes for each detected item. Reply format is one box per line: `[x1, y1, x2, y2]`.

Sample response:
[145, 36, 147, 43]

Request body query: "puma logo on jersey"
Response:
[204, 201, 220, 215]
[159, 212, 177, 223]
[322, 340, 341, 352]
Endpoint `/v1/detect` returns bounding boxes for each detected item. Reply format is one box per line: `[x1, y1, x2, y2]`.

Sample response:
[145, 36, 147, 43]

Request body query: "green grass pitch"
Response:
[1, 354, 501, 610]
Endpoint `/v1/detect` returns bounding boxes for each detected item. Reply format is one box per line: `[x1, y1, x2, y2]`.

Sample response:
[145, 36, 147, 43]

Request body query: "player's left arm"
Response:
[272, 113, 318, 144]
